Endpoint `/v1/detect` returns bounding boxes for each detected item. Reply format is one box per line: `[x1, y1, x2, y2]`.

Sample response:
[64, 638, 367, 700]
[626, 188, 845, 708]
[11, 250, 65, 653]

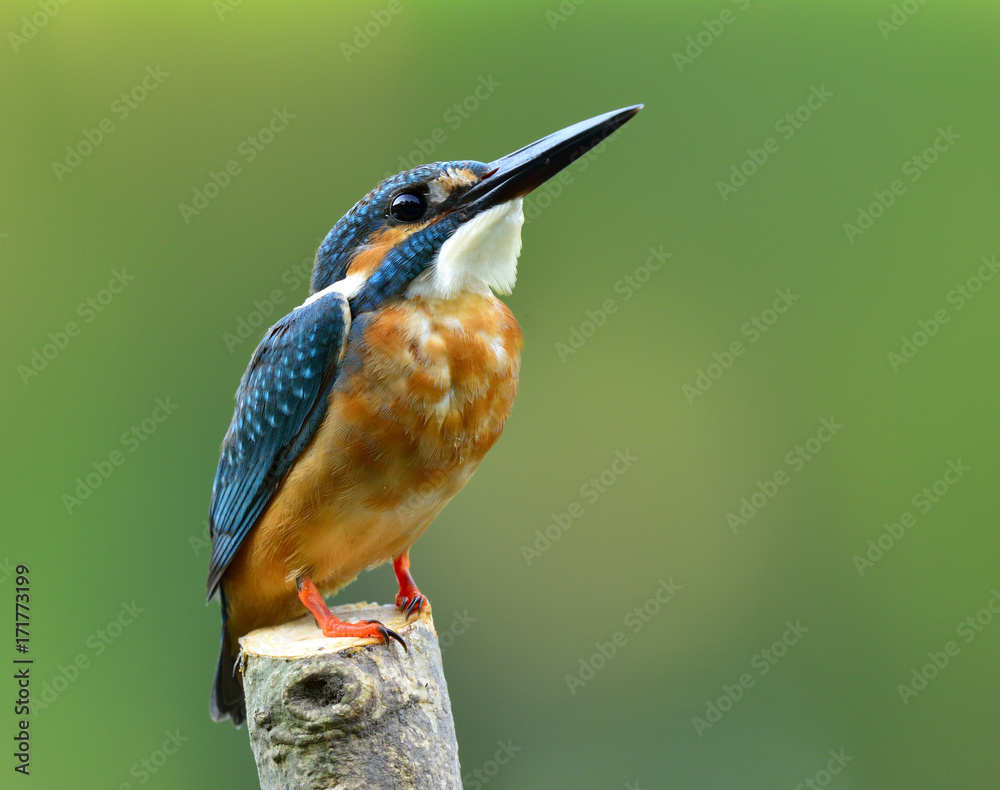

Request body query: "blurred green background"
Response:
[4, 1, 999, 788]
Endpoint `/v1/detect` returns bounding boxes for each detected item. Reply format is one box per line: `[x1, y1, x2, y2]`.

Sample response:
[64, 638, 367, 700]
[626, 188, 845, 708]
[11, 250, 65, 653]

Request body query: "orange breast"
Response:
[339, 292, 524, 484]
[223, 292, 522, 632]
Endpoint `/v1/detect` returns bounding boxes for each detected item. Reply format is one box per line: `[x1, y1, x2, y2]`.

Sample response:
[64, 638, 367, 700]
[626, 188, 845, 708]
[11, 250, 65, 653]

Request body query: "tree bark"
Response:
[239, 603, 461, 790]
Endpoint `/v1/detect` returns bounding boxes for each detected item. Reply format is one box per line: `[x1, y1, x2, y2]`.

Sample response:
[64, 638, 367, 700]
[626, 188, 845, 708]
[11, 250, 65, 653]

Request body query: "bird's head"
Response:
[310, 105, 642, 313]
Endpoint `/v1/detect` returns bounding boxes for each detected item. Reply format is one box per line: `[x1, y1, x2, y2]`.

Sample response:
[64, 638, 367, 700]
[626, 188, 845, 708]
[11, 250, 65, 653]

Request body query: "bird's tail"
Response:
[210, 590, 246, 727]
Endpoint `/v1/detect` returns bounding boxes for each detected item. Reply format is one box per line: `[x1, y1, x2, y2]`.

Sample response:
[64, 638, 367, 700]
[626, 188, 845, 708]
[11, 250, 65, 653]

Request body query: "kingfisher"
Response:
[207, 104, 642, 725]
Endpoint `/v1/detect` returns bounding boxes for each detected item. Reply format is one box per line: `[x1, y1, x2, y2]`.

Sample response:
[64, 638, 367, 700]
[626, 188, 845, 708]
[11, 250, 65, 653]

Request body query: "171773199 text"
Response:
[13, 564, 31, 776]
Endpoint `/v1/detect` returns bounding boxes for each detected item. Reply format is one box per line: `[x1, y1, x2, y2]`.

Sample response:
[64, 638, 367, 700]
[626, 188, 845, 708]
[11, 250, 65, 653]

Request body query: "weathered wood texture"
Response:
[240, 603, 461, 790]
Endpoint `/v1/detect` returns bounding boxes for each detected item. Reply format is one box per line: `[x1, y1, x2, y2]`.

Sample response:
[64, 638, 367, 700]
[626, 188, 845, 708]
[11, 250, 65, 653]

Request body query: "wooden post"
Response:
[239, 602, 461, 790]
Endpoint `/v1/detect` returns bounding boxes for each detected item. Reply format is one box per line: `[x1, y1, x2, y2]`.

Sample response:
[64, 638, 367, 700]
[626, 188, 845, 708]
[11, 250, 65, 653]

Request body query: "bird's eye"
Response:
[389, 192, 427, 222]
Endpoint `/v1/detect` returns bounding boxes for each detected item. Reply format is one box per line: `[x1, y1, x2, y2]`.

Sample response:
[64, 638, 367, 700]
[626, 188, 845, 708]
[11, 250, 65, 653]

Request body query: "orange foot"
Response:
[393, 551, 429, 619]
[296, 576, 406, 650]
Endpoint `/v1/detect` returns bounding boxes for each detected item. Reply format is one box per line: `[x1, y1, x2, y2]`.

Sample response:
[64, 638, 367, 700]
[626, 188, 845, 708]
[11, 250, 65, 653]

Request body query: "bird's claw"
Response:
[364, 619, 407, 651]
[398, 594, 427, 620]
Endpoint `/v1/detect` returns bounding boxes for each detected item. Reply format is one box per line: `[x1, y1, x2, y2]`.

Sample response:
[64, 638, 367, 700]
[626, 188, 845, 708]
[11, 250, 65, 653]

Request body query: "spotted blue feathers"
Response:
[206, 290, 350, 599]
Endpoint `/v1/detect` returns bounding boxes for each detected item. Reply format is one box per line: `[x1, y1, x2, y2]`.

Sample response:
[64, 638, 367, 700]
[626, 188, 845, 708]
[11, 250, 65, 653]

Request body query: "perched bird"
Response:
[207, 104, 642, 725]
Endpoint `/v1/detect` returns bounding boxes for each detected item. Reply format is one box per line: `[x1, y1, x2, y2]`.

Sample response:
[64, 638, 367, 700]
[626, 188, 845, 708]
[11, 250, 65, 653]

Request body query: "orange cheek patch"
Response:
[346, 220, 439, 279]
[346, 226, 410, 278]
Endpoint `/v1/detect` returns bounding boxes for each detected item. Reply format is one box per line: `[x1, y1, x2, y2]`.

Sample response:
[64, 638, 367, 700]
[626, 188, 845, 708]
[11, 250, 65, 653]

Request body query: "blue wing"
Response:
[207, 290, 350, 601]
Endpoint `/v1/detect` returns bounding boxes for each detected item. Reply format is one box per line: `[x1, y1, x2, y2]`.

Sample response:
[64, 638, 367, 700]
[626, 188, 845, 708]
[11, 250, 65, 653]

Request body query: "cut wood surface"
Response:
[240, 603, 461, 790]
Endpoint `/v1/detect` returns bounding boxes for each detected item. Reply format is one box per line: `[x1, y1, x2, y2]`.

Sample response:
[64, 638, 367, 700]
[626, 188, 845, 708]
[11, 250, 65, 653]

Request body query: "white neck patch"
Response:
[407, 198, 524, 300]
[301, 273, 365, 307]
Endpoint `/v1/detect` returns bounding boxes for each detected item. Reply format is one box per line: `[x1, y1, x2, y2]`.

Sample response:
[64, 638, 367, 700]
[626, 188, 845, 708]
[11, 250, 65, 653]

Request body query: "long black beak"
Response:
[457, 104, 643, 216]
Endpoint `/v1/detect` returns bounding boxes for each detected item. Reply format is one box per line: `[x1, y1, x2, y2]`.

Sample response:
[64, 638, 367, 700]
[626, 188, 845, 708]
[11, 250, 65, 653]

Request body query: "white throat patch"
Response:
[301, 272, 365, 306]
[407, 198, 524, 300]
